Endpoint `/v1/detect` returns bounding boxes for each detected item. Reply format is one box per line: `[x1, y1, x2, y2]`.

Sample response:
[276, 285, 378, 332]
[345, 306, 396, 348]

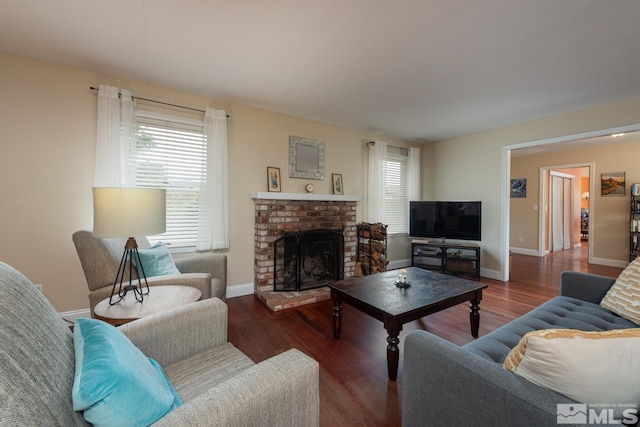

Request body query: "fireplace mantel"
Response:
[251, 192, 361, 202]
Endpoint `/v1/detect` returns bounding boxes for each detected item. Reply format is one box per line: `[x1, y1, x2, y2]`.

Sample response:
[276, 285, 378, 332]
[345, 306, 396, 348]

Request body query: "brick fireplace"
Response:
[252, 192, 360, 311]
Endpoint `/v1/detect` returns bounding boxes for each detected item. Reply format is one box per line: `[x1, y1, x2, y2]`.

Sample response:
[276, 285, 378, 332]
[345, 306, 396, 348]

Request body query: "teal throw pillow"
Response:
[133, 242, 181, 277]
[72, 318, 182, 427]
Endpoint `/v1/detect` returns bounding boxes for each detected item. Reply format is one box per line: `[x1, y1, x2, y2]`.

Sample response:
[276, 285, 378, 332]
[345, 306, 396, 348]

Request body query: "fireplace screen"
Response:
[273, 229, 344, 292]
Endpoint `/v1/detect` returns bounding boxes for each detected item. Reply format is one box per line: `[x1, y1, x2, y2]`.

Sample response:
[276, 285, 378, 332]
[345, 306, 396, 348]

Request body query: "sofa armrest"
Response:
[402, 330, 574, 427]
[559, 271, 616, 303]
[153, 349, 319, 427]
[119, 297, 227, 367]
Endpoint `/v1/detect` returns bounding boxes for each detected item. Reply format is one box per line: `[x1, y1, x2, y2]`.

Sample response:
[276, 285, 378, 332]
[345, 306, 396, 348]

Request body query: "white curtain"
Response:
[197, 108, 229, 250]
[407, 147, 421, 201]
[367, 140, 387, 222]
[94, 85, 135, 186]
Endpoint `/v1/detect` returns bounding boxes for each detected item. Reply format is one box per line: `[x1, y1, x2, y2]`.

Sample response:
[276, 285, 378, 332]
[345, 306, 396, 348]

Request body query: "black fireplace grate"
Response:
[273, 229, 344, 292]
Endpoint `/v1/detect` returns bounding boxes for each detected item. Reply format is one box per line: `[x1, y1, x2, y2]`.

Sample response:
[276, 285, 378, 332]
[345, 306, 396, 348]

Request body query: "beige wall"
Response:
[0, 52, 416, 313]
[511, 142, 640, 263]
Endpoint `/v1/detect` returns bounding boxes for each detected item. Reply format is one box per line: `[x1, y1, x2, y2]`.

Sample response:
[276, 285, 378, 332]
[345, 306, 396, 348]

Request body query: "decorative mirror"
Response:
[289, 136, 325, 180]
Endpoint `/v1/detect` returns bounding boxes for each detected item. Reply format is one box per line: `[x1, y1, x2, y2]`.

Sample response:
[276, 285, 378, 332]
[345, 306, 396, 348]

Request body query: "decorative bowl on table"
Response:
[395, 269, 411, 288]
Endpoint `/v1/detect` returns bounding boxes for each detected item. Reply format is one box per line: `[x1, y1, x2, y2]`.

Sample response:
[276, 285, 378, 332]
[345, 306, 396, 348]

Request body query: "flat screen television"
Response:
[409, 201, 482, 241]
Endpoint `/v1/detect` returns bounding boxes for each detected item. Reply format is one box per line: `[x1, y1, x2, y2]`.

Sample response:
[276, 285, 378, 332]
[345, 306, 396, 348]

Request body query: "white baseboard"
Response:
[591, 257, 629, 269]
[226, 282, 254, 298]
[480, 268, 501, 281]
[510, 247, 541, 257]
[388, 259, 411, 270]
[509, 247, 628, 269]
[59, 308, 91, 324]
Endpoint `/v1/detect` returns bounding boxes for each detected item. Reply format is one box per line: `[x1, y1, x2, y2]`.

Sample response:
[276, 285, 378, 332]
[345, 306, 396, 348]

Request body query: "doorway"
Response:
[546, 169, 592, 255]
[550, 172, 574, 252]
[502, 124, 640, 282]
[539, 165, 591, 258]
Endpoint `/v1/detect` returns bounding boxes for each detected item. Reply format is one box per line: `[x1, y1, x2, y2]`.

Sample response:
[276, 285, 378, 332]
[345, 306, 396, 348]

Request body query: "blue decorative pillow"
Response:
[133, 242, 181, 277]
[72, 318, 182, 427]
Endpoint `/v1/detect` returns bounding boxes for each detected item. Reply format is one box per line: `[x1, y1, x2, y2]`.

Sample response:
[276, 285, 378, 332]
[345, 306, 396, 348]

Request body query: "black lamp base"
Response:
[108, 237, 150, 305]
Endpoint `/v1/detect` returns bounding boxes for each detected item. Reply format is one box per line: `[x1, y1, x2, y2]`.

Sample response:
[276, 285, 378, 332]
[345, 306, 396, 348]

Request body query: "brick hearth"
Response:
[252, 192, 360, 311]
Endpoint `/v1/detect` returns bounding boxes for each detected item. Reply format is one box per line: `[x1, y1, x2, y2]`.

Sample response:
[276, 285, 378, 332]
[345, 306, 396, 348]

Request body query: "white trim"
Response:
[480, 267, 501, 281]
[388, 259, 411, 270]
[136, 109, 204, 127]
[507, 124, 640, 151]
[510, 247, 540, 257]
[226, 282, 254, 298]
[501, 146, 510, 281]
[252, 192, 361, 202]
[591, 257, 629, 269]
[59, 309, 91, 324]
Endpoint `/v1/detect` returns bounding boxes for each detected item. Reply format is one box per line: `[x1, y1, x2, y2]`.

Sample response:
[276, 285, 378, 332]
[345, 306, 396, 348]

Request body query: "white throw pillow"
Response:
[504, 328, 640, 404]
[601, 257, 640, 325]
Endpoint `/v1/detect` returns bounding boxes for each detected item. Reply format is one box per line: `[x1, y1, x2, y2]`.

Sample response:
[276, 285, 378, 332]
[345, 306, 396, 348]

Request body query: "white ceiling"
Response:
[2, 0, 640, 142]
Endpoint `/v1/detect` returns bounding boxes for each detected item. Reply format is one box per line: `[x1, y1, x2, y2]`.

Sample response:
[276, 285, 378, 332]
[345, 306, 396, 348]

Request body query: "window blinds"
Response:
[383, 150, 408, 235]
[133, 111, 206, 248]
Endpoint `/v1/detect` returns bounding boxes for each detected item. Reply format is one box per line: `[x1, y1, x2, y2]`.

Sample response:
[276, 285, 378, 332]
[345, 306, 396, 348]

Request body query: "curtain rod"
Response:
[368, 141, 406, 151]
[89, 86, 230, 118]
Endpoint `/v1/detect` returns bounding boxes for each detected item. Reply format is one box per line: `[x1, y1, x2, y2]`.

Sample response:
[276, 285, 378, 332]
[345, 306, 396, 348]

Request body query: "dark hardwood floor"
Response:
[226, 243, 622, 427]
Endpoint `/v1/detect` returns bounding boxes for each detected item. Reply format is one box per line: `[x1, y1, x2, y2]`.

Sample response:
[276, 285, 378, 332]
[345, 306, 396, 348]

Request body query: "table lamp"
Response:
[93, 187, 166, 305]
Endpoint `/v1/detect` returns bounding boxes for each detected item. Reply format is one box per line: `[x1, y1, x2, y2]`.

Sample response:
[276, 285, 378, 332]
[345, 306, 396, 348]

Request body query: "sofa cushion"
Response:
[72, 318, 181, 427]
[464, 296, 637, 363]
[600, 257, 640, 325]
[133, 242, 181, 277]
[503, 328, 640, 403]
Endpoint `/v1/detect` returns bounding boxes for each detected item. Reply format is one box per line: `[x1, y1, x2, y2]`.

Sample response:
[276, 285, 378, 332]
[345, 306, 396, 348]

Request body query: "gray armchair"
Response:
[72, 230, 227, 315]
[0, 261, 320, 426]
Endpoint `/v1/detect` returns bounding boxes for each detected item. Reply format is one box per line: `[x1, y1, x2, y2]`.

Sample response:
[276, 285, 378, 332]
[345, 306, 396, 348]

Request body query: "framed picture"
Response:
[332, 173, 344, 195]
[267, 167, 281, 192]
[601, 172, 625, 197]
[510, 178, 526, 198]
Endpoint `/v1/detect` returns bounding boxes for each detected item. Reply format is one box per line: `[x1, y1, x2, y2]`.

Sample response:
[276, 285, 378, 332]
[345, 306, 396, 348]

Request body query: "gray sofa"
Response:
[0, 261, 319, 426]
[402, 271, 638, 427]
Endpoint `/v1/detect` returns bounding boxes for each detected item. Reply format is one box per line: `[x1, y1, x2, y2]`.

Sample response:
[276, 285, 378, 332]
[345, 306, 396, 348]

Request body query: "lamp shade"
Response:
[93, 187, 166, 238]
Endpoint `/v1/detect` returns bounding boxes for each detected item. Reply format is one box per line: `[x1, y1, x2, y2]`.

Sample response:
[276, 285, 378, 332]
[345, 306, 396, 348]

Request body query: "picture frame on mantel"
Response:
[332, 173, 344, 195]
[267, 167, 281, 192]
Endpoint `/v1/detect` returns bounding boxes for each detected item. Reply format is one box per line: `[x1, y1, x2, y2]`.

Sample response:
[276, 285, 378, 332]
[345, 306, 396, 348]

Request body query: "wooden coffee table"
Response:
[94, 285, 201, 326]
[328, 267, 487, 381]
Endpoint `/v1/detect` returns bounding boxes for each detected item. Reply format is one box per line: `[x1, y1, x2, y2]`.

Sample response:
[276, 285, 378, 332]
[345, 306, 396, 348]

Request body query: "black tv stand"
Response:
[411, 239, 480, 280]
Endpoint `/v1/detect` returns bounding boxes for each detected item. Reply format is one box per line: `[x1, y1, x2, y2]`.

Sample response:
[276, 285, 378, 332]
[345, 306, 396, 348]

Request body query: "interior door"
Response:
[550, 174, 573, 251]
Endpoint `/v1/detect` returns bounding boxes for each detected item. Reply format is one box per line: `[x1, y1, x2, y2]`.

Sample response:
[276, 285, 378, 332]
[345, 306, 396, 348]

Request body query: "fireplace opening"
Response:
[273, 229, 344, 292]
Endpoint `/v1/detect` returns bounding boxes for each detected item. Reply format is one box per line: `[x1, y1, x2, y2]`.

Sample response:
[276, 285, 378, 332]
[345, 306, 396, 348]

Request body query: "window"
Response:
[132, 111, 206, 248]
[383, 148, 409, 235]
[95, 85, 228, 251]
